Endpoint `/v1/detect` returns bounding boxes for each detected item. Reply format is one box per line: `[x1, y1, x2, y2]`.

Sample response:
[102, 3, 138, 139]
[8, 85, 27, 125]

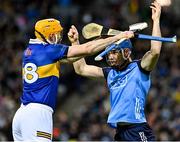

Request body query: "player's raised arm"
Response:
[59, 25, 82, 63]
[66, 25, 134, 58]
[141, 0, 162, 71]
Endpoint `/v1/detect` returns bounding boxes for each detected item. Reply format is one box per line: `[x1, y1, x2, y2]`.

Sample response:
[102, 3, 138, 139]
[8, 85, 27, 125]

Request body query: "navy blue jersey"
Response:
[103, 61, 151, 128]
[21, 39, 69, 110]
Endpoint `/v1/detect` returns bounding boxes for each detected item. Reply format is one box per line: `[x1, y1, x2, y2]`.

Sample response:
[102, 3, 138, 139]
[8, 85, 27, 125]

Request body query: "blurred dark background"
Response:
[0, 0, 179, 141]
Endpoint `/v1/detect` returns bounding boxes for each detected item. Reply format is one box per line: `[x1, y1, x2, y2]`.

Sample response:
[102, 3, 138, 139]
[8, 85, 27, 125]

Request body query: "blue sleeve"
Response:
[102, 67, 111, 80]
[45, 44, 69, 60]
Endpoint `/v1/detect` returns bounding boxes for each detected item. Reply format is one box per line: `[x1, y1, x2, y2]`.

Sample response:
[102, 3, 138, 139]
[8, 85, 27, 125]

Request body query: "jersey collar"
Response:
[29, 39, 47, 45]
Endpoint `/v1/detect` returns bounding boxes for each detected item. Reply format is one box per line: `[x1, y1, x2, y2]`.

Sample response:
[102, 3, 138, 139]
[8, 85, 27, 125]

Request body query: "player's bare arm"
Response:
[67, 25, 104, 78]
[73, 57, 104, 78]
[67, 26, 134, 58]
[141, 0, 162, 71]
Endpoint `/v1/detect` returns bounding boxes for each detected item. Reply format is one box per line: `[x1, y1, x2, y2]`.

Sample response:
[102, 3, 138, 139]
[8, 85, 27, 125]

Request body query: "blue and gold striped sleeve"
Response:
[45, 44, 69, 61]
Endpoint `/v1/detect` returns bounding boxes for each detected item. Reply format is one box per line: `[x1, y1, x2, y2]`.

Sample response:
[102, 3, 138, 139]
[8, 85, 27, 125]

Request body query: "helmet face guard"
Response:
[56, 31, 63, 44]
[35, 18, 63, 44]
[106, 39, 132, 66]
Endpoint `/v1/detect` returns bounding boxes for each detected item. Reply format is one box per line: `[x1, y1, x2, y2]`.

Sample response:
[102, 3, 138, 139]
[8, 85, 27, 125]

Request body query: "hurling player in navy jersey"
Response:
[73, 1, 162, 141]
[12, 18, 134, 141]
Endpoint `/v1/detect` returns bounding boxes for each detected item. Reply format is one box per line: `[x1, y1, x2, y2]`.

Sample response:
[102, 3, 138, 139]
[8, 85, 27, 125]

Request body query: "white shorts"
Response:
[12, 103, 53, 142]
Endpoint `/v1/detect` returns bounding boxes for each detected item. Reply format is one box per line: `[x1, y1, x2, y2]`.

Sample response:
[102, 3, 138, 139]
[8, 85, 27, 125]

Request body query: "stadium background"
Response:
[0, 0, 179, 141]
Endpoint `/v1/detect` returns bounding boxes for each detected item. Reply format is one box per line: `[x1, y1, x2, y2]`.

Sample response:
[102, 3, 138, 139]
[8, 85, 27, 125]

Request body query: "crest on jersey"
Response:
[25, 48, 32, 56]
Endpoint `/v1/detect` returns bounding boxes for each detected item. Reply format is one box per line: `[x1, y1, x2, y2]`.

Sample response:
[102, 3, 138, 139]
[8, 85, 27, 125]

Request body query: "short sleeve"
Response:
[45, 44, 69, 61]
[102, 67, 112, 80]
[136, 60, 150, 75]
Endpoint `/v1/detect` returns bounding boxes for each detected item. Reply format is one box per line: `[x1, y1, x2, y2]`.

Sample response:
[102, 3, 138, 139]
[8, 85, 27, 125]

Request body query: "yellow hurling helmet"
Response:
[35, 18, 63, 42]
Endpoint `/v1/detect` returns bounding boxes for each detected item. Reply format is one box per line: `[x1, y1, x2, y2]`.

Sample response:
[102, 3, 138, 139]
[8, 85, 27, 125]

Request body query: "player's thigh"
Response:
[21, 106, 53, 141]
[12, 107, 24, 141]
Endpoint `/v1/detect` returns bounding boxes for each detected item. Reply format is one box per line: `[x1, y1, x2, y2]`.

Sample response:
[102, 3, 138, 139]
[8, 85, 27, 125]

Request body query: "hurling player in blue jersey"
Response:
[73, 1, 161, 141]
[12, 18, 134, 141]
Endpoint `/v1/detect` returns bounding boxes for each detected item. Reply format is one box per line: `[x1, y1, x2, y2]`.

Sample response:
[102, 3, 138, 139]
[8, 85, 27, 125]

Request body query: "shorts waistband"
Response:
[117, 122, 147, 129]
[21, 103, 54, 113]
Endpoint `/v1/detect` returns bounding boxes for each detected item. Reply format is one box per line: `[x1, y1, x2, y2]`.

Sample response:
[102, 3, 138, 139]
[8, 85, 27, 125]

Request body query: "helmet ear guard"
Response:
[121, 48, 131, 60]
[34, 18, 63, 43]
[119, 39, 132, 60]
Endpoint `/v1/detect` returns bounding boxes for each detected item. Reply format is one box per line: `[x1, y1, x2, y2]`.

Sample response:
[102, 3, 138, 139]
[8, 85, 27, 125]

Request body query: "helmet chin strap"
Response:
[35, 30, 50, 44]
[55, 34, 58, 44]
[47, 39, 54, 44]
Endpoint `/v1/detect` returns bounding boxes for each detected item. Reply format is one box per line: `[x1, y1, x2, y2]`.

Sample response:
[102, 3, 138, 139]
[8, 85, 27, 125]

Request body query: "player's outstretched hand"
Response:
[68, 25, 79, 44]
[122, 31, 134, 39]
[150, 0, 161, 21]
[115, 31, 134, 40]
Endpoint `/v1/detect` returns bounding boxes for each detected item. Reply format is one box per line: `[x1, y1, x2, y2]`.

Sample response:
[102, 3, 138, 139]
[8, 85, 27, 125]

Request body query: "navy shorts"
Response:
[114, 123, 155, 141]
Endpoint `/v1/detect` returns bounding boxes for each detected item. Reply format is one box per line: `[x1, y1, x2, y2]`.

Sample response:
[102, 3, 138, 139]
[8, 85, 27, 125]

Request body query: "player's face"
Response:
[107, 50, 124, 67]
[48, 31, 63, 44]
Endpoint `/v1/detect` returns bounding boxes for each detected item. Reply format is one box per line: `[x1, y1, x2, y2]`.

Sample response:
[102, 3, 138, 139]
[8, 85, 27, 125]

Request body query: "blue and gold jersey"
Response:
[21, 39, 69, 110]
